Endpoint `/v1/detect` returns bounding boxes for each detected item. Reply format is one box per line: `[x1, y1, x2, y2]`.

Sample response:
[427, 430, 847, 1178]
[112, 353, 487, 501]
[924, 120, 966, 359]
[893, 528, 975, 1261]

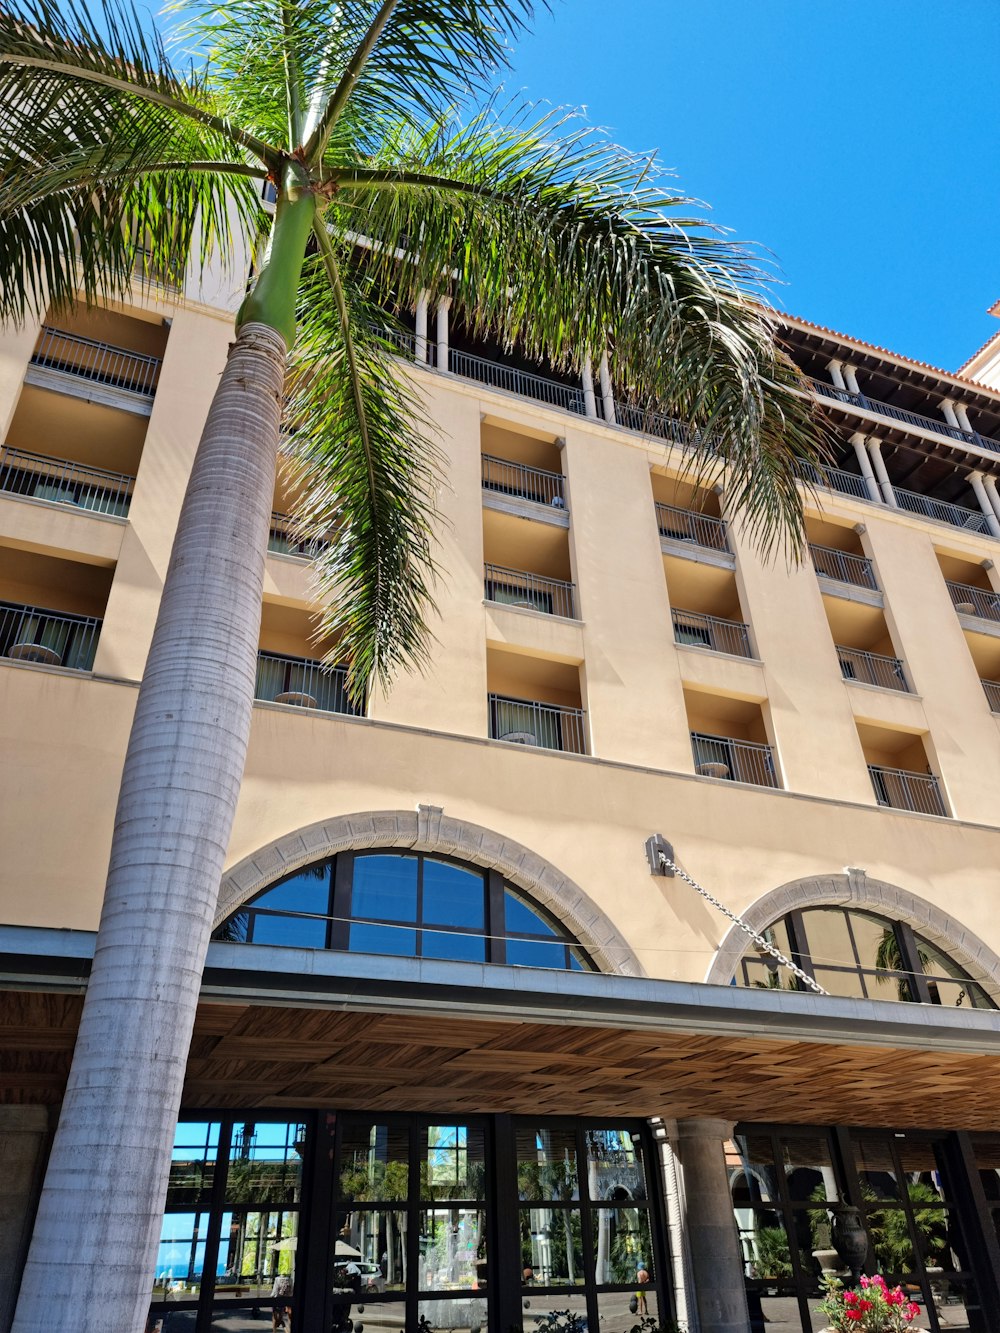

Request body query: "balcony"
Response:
[690, 732, 779, 788]
[0, 445, 133, 517]
[809, 542, 879, 592]
[481, 453, 566, 512]
[484, 564, 576, 619]
[836, 646, 910, 692]
[0, 600, 101, 671]
[28, 326, 162, 411]
[946, 580, 1000, 622]
[982, 679, 1000, 713]
[450, 346, 586, 415]
[255, 651, 362, 716]
[655, 503, 730, 553]
[867, 764, 947, 817]
[488, 693, 587, 754]
[812, 378, 1000, 457]
[267, 512, 330, 560]
[672, 608, 752, 658]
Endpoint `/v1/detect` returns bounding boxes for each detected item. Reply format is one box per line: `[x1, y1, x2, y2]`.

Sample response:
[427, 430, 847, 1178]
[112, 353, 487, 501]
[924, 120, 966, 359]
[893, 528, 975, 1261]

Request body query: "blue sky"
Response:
[503, 0, 999, 373]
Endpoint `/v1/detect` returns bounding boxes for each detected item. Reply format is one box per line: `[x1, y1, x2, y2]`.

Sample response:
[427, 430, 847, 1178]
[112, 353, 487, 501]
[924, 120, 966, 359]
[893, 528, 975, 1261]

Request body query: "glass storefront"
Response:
[148, 1115, 664, 1333]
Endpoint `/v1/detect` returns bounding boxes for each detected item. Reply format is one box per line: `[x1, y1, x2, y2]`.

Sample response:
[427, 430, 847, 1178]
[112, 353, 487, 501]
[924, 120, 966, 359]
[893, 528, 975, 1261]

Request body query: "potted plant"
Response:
[818, 1274, 924, 1331]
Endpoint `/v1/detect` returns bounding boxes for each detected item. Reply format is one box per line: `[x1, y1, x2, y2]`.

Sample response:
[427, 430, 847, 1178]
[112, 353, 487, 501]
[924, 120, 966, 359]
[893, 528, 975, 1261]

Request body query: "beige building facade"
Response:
[3, 264, 1000, 1333]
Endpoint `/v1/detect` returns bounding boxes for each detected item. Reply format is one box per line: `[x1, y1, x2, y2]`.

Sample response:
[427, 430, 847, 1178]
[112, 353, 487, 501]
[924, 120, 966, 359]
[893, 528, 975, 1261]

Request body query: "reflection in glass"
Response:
[586, 1129, 645, 1201]
[521, 1295, 589, 1332]
[423, 860, 485, 927]
[214, 1209, 297, 1301]
[592, 1207, 653, 1285]
[168, 1121, 221, 1206]
[517, 1126, 579, 1201]
[419, 1206, 486, 1290]
[729, 1136, 779, 1204]
[253, 865, 329, 914]
[349, 920, 418, 956]
[249, 911, 328, 948]
[352, 854, 418, 921]
[225, 1121, 306, 1205]
[336, 1207, 407, 1290]
[419, 1294, 489, 1333]
[153, 1210, 211, 1298]
[422, 1124, 486, 1200]
[334, 1302, 407, 1333]
[597, 1289, 659, 1333]
[504, 891, 560, 937]
[339, 1121, 409, 1202]
[776, 1134, 839, 1203]
[520, 1207, 585, 1285]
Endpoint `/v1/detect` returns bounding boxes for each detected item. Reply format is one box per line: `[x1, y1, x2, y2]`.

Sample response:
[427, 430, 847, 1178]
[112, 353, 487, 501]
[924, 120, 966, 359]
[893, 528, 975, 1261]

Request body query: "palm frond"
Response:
[283, 225, 440, 698]
[324, 103, 829, 556]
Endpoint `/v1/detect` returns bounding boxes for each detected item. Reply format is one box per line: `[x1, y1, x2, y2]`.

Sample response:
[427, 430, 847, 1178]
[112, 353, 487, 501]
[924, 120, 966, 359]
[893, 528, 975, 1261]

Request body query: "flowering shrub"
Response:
[818, 1274, 923, 1331]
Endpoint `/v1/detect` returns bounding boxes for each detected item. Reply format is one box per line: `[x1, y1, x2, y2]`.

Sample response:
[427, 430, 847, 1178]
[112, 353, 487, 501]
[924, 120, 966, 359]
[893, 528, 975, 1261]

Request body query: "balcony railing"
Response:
[867, 764, 946, 817]
[488, 693, 587, 754]
[481, 453, 565, 508]
[484, 563, 576, 619]
[255, 651, 363, 716]
[809, 543, 879, 591]
[31, 326, 162, 398]
[892, 486, 991, 534]
[449, 347, 586, 415]
[267, 512, 331, 559]
[690, 732, 779, 788]
[836, 646, 910, 692]
[945, 581, 1000, 622]
[797, 460, 871, 501]
[0, 600, 101, 670]
[981, 679, 1000, 713]
[656, 502, 730, 552]
[0, 445, 133, 516]
[812, 379, 1000, 456]
[672, 609, 753, 658]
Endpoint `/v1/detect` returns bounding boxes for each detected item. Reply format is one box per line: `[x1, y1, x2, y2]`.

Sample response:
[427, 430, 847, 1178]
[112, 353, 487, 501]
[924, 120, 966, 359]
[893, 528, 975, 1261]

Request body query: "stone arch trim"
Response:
[217, 806, 644, 977]
[705, 870, 1000, 1002]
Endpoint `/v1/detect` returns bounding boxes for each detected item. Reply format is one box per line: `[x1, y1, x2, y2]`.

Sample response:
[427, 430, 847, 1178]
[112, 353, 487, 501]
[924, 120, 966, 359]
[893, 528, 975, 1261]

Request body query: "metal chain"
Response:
[657, 851, 829, 996]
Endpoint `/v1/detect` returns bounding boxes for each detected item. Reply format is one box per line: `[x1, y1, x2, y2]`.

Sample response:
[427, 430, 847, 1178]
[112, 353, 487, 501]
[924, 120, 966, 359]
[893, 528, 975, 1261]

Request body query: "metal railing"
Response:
[690, 732, 779, 788]
[672, 609, 753, 658]
[255, 651, 363, 716]
[31, 326, 162, 398]
[867, 764, 947, 817]
[981, 679, 1000, 713]
[945, 581, 1000, 622]
[891, 486, 991, 535]
[268, 512, 331, 559]
[0, 600, 101, 670]
[481, 453, 566, 508]
[488, 693, 587, 754]
[836, 646, 910, 692]
[0, 445, 133, 516]
[450, 346, 586, 414]
[484, 563, 576, 619]
[797, 460, 872, 501]
[655, 502, 730, 552]
[812, 378, 1000, 456]
[809, 542, 879, 591]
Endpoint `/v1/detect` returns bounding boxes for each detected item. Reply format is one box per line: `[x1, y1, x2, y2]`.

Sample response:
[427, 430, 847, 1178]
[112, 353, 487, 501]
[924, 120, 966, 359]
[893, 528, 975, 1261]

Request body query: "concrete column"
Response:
[654, 1121, 695, 1332]
[672, 1119, 750, 1333]
[850, 432, 881, 503]
[981, 474, 1000, 524]
[436, 296, 451, 372]
[866, 439, 898, 507]
[598, 351, 617, 425]
[955, 403, 974, 433]
[414, 291, 429, 364]
[967, 473, 1000, 538]
[0, 314, 42, 440]
[581, 357, 598, 419]
[842, 364, 862, 396]
[827, 358, 846, 390]
[940, 398, 960, 428]
[0, 1106, 51, 1333]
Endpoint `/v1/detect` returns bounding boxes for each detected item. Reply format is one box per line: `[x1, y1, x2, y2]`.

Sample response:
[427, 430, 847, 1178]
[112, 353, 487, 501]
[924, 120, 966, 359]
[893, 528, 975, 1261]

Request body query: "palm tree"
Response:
[0, 1, 827, 1329]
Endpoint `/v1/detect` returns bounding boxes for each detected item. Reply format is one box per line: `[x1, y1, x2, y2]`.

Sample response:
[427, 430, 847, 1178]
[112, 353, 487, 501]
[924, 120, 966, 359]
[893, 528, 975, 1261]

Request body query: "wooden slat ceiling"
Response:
[5, 991, 1000, 1129]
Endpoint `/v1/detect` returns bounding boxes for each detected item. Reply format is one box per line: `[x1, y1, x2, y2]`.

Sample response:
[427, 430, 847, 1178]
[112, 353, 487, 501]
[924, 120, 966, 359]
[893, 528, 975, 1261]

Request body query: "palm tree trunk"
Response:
[12, 321, 287, 1333]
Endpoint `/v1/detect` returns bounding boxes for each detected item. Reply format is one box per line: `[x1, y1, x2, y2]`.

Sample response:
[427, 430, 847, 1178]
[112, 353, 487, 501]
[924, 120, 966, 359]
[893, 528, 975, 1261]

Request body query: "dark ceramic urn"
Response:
[832, 1206, 870, 1282]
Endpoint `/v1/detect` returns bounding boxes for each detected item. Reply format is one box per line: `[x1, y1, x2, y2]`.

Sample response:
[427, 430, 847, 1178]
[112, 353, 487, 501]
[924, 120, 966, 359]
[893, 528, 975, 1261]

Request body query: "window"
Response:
[214, 850, 593, 971]
[735, 906, 994, 1007]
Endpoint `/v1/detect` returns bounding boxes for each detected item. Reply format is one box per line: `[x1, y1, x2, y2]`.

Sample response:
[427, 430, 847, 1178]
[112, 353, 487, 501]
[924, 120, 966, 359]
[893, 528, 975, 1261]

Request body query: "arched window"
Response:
[735, 905, 994, 1007]
[214, 849, 593, 971]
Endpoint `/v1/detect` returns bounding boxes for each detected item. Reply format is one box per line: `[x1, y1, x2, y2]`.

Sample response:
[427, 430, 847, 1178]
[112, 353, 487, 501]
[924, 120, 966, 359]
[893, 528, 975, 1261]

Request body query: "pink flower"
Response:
[908, 1303, 921, 1319]
[844, 1311, 864, 1322]
[859, 1276, 870, 1288]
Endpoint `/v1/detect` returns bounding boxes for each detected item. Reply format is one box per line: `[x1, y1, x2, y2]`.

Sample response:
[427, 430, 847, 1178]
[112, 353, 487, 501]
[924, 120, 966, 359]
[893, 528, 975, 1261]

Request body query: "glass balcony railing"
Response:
[484, 563, 576, 619]
[672, 609, 753, 658]
[488, 693, 587, 754]
[255, 651, 363, 715]
[809, 543, 879, 591]
[31, 326, 162, 398]
[655, 503, 730, 552]
[836, 646, 910, 692]
[690, 732, 779, 788]
[0, 445, 133, 516]
[481, 453, 565, 508]
[868, 764, 946, 817]
[0, 600, 101, 670]
[945, 581, 1000, 622]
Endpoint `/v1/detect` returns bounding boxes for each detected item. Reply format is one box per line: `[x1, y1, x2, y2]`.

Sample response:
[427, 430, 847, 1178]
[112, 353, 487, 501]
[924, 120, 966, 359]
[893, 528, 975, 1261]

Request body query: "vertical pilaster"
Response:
[672, 1119, 750, 1333]
[0, 316, 42, 440]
